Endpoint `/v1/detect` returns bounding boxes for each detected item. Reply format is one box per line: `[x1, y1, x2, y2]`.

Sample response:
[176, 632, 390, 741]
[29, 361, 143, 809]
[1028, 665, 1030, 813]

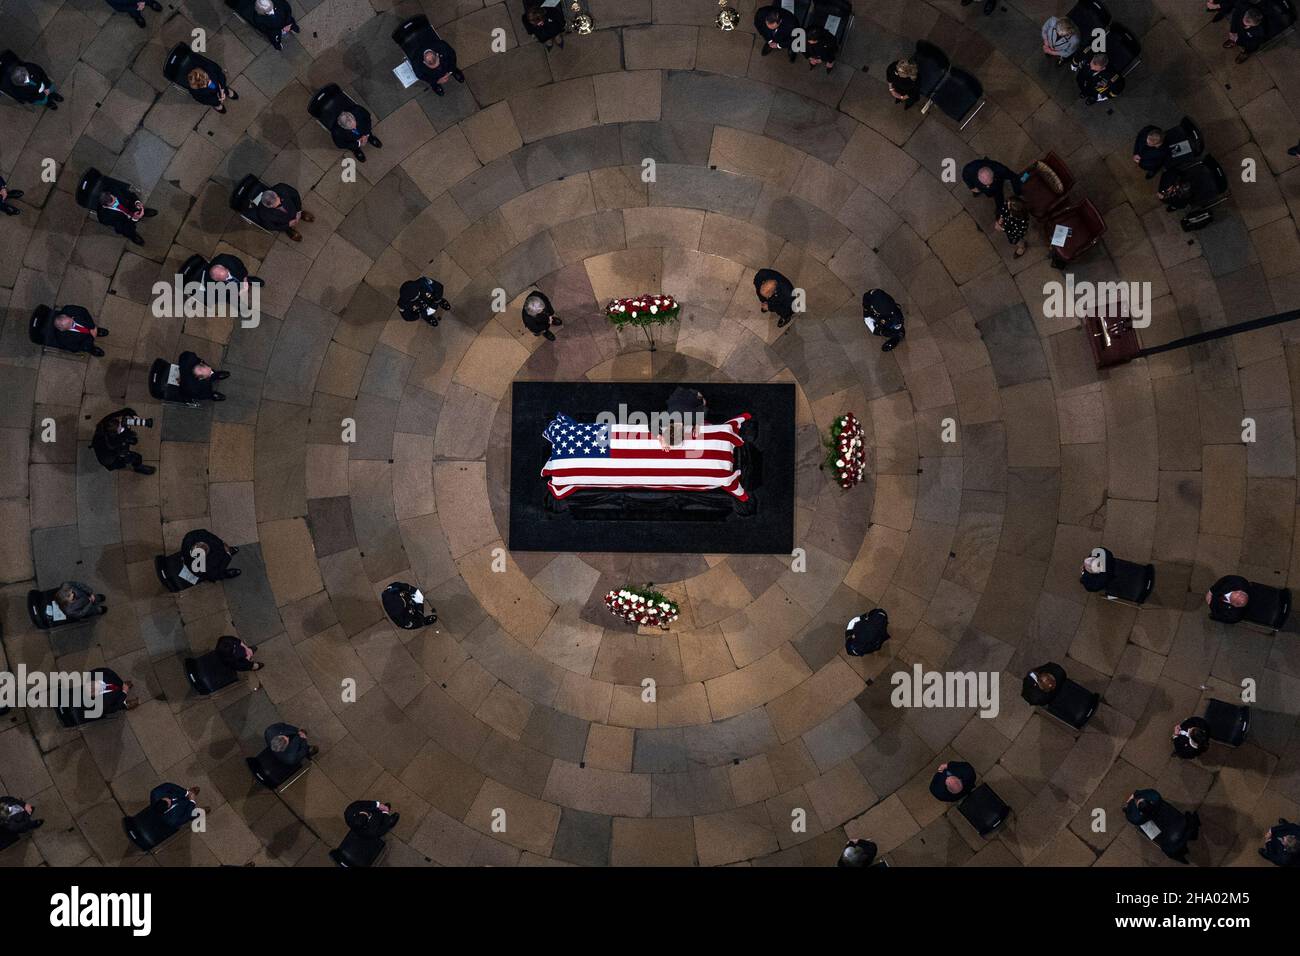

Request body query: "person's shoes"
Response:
[211, 391, 226, 401]
[129, 234, 145, 246]
[223, 568, 240, 578]
[882, 340, 897, 352]
[6, 189, 22, 200]
[291, 21, 301, 33]
[369, 136, 382, 149]
[551, 317, 563, 326]
[353, 149, 366, 162]
[776, 315, 792, 328]
[133, 14, 146, 27]
[287, 228, 302, 242]
[148, 0, 162, 8]
[307, 745, 319, 758]
[1222, 39, 1236, 48]
[984, 0, 996, 12]
[1, 205, 18, 216]
[453, 70, 465, 83]
[301, 210, 315, 223]
[142, 208, 157, 218]
[97, 328, 109, 337]
[133, 464, 155, 475]
[389, 812, 400, 827]
[229, 546, 239, 555]
[903, 98, 915, 110]
[272, 37, 283, 50]
[91, 346, 105, 357]
[1289, 144, 1300, 157]
[214, 105, 227, 114]
[31, 819, 44, 829]
[213, 370, 229, 380]
[227, 89, 239, 100]
[1235, 51, 1250, 63]
[761, 44, 772, 56]
[433, 84, 445, 96]
[125, 699, 139, 711]
[543, 330, 556, 341]
[45, 102, 57, 111]
[438, 299, 452, 311]
[251, 662, 265, 671]
[49, 93, 62, 103]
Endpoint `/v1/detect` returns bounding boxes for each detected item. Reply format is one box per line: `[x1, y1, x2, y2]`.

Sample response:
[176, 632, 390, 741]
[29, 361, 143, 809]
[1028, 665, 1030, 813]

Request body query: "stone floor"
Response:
[1, 0, 1299, 867]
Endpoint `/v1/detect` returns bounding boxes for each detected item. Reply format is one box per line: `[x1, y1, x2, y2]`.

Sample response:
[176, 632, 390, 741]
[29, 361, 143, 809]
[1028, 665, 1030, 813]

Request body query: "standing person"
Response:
[1040, 15, 1080, 64]
[46, 307, 109, 356]
[414, 40, 464, 96]
[184, 62, 239, 114]
[929, 761, 976, 802]
[0, 796, 42, 834]
[0, 59, 62, 109]
[1021, 662, 1066, 707]
[962, 157, 1022, 206]
[862, 288, 905, 352]
[106, 0, 163, 29]
[331, 109, 383, 163]
[522, 3, 565, 50]
[844, 609, 889, 656]
[803, 26, 838, 73]
[522, 290, 562, 341]
[92, 409, 155, 475]
[56, 581, 106, 620]
[1171, 716, 1212, 760]
[216, 635, 263, 672]
[0, 175, 22, 215]
[251, 0, 300, 51]
[753, 5, 799, 62]
[96, 185, 157, 246]
[181, 527, 241, 581]
[398, 277, 451, 327]
[249, 182, 313, 241]
[178, 350, 230, 402]
[1132, 126, 1170, 178]
[344, 800, 400, 838]
[753, 268, 796, 328]
[994, 195, 1029, 258]
[886, 57, 920, 109]
[150, 784, 200, 829]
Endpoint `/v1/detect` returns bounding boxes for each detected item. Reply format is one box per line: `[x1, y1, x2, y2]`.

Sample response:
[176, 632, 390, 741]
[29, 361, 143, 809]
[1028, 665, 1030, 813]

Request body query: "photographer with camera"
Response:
[91, 408, 155, 475]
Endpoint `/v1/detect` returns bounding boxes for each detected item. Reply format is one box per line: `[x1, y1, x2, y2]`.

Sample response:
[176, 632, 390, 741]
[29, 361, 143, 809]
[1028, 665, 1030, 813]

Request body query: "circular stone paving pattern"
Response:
[1, 0, 1299, 868]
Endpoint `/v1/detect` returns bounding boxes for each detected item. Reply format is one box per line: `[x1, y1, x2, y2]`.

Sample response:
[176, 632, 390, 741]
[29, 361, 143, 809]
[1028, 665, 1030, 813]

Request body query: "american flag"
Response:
[542, 412, 751, 501]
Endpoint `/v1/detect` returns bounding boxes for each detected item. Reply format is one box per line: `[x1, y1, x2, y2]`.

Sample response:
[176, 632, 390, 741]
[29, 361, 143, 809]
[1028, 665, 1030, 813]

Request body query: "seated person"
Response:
[248, 182, 313, 240]
[264, 722, 317, 766]
[1157, 166, 1194, 211]
[56, 581, 107, 620]
[1260, 819, 1300, 867]
[413, 40, 464, 96]
[1041, 15, 1081, 64]
[0, 796, 42, 834]
[886, 56, 919, 109]
[1132, 126, 1170, 179]
[836, 839, 878, 867]
[96, 183, 156, 245]
[381, 582, 437, 630]
[331, 108, 383, 162]
[1076, 53, 1124, 105]
[250, 0, 300, 50]
[522, 4, 566, 50]
[754, 4, 798, 61]
[844, 609, 890, 657]
[1021, 662, 1066, 707]
[1124, 789, 1162, 826]
[92, 408, 155, 475]
[0, 175, 22, 216]
[803, 27, 838, 73]
[929, 761, 976, 802]
[0, 58, 62, 109]
[177, 350, 230, 402]
[150, 783, 199, 829]
[184, 61, 237, 113]
[1171, 716, 1211, 760]
[1224, 4, 1268, 63]
[1206, 574, 1250, 623]
[46, 306, 109, 356]
[216, 635, 262, 672]
[87, 668, 135, 714]
[754, 268, 796, 327]
[203, 254, 262, 295]
[182, 527, 241, 581]
[863, 289, 905, 352]
[1079, 549, 1114, 592]
[344, 800, 400, 838]
[522, 290, 562, 341]
[398, 277, 450, 326]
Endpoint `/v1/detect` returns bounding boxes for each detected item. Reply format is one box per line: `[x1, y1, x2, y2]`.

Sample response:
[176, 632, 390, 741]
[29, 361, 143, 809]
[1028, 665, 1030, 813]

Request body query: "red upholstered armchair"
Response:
[1045, 200, 1106, 268]
[1020, 152, 1074, 219]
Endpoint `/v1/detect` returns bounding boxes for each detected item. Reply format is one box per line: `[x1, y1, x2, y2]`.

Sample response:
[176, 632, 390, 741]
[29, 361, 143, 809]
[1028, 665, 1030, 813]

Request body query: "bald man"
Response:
[46, 306, 109, 356]
[1206, 574, 1250, 624]
[962, 158, 1022, 207]
[754, 268, 796, 328]
[929, 761, 976, 802]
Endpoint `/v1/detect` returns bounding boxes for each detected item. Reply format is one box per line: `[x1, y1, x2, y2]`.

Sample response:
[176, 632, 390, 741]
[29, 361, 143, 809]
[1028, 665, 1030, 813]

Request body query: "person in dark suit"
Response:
[331, 108, 383, 163]
[1171, 716, 1211, 759]
[961, 0, 998, 16]
[522, 3, 566, 50]
[845, 609, 889, 657]
[1224, 4, 1268, 63]
[522, 290, 562, 341]
[962, 158, 1023, 206]
[863, 288, 905, 352]
[1080, 549, 1114, 592]
[754, 5, 799, 61]
[1132, 126, 1170, 179]
[184, 60, 238, 113]
[803, 27, 838, 73]
[1, 58, 62, 109]
[92, 409, 155, 475]
[345, 800, 400, 838]
[1021, 662, 1066, 707]
[381, 582, 437, 630]
[204, 254, 262, 299]
[250, 0, 300, 50]
[249, 182, 313, 241]
[1123, 789, 1161, 825]
[178, 350, 230, 401]
[150, 783, 199, 829]
[216, 635, 262, 672]
[0, 175, 22, 216]
[1157, 166, 1194, 211]
[930, 762, 976, 802]
[88, 668, 134, 714]
[754, 268, 796, 328]
[1206, 574, 1250, 623]
[836, 839, 878, 867]
[265, 722, 317, 766]
[46, 306, 109, 356]
[886, 57, 919, 109]
[182, 527, 240, 581]
[0, 796, 42, 834]
[661, 386, 706, 447]
[96, 184, 157, 246]
[1077, 53, 1124, 104]
[398, 277, 451, 326]
[414, 39, 464, 96]
[55, 581, 106, 620]
[1260, 819, 1300, 867]
[106, 0, 163, 29]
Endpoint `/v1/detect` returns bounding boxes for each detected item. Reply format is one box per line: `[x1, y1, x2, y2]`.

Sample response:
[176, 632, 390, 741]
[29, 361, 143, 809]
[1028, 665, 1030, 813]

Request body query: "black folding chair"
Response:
[1045, 679, 1101, 730]
[231, 173, 272, 233]
[928, 67, 985, 130]
[1164, 116, 1205, 170]
[957, 784, 1011, 836]
[1104, 558, 1155, 607]
[1105, 22, 1142, 76]
[148, 358, 201, 409]
[914, 40, 950, 100]
[1203, 699, 1249, 746]
[123, 803, 184, 853]
[807, 0, 854, 50]
[26, 587, 105, 631]
[247, 747, 311, 794]
[184, 651, 240, 696]
[1243, 581, 1291, 633]
[329, 831, 388, 867]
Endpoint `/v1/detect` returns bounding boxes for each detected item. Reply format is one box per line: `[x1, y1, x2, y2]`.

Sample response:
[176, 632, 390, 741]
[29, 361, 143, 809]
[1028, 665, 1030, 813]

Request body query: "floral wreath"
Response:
[605, 586, 680, 629]
[824, 412, 867, 489]
[604, 294, 681, 326]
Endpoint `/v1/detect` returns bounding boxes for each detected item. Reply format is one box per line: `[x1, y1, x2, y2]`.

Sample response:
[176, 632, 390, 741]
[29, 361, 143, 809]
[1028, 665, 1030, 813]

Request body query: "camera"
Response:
[123, 416, 153, 428]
